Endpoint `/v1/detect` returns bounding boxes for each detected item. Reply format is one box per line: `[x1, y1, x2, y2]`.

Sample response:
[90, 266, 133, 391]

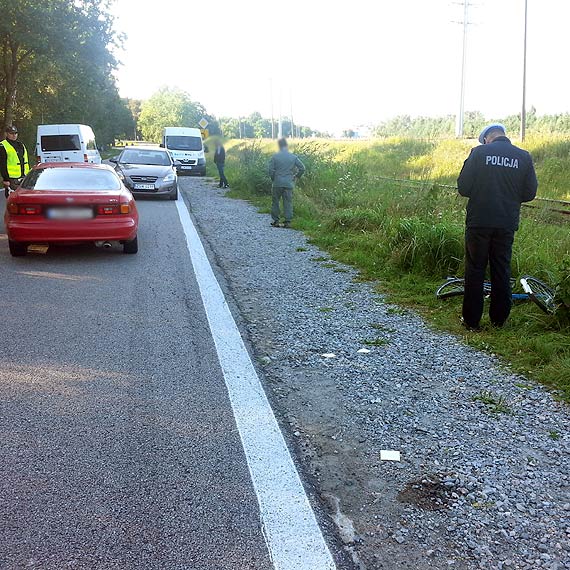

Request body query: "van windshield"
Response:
[165, 136, 202, 151]
[41, 135, 81, 152]
[22, 167, 121, 191]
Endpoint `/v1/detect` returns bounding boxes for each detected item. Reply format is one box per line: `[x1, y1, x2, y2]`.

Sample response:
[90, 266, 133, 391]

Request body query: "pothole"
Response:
[397, 475, 452, 511]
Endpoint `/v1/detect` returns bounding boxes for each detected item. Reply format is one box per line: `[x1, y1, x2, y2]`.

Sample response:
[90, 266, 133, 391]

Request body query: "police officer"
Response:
[268, 138, 305, 228]
[457, 124, 538, 330]
[1, 125, 30, 198]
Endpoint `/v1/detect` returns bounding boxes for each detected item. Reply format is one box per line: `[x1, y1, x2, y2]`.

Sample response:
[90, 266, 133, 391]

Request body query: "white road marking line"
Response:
[175, 196, 337, 570]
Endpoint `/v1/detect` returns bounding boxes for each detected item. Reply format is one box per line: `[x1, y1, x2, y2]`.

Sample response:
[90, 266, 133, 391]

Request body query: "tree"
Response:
[0, 0, 120, 131]
[0, 0, 132, 147]
[138, 87, 208, 142]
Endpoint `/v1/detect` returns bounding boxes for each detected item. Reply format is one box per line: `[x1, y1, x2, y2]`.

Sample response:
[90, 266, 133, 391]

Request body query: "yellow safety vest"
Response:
[1, 139, 30, 178]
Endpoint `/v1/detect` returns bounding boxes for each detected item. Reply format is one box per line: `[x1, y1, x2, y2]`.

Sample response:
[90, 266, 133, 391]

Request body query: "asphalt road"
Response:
[0, 192, 273, 569]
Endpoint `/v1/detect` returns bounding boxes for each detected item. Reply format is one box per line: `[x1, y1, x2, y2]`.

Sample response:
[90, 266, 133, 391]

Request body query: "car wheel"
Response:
[123, 236, 138, 254]
[169, 187, 178, 200]
[9, 240, 27, 257]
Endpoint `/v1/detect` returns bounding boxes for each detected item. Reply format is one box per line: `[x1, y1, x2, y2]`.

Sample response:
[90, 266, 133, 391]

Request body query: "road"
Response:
[0, 185, 336, 570]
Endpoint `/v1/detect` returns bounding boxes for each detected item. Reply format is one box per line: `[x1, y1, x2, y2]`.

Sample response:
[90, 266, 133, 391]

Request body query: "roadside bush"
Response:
[234, 142, 271, 195]
[390, 217, 464, 276]
[327, 207, 386, 232]
[554, 255, 570, 322]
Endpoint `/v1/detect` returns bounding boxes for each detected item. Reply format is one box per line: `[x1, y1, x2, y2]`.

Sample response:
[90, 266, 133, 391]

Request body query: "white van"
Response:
[161, 127, 205, 175]
[36, 124, 101, 165]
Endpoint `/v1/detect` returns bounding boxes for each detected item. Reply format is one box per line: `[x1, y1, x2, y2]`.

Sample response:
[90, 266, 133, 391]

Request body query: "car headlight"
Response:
[197, 158, 206, 165]
[163, 171, 176, 183]
[117, 170, 125, 180]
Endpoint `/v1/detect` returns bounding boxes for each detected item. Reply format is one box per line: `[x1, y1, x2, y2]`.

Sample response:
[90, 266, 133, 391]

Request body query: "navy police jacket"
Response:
[457, 136, 537, 230]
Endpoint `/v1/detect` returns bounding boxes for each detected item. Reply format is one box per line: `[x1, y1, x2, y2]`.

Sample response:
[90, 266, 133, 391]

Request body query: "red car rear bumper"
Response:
[5, 216, 138, 243]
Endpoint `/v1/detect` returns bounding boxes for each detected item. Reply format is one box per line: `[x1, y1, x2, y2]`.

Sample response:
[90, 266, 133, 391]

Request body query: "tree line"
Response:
[131, 88, 328, 142]
[372, 108, 570, 139]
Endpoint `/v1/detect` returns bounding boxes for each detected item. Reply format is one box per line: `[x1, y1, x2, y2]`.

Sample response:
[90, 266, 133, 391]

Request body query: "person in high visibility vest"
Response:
[1, 125, 30, 198]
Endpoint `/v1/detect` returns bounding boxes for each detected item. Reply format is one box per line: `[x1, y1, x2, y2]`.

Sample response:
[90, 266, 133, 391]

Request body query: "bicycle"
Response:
[436, 275, 558, 315]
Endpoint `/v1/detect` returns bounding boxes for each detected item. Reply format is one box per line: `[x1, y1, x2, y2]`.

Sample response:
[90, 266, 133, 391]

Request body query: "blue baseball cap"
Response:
[479, 123, 506, 144]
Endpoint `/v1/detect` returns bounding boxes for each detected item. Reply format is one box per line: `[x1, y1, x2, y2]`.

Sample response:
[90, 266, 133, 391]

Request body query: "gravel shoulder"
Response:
[183, 177, 570, 570]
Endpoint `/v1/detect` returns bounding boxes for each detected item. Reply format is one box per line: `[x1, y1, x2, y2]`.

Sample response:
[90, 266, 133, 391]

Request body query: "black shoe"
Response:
[283, 221, 291, 228]
[461, 317, 481, 332]
[271, 221, 281, 228]
[223, 184, 230, 188]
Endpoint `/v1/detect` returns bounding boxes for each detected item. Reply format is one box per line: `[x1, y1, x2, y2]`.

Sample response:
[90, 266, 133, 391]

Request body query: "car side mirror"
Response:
[109, 157, 118, 163]
[159, 143, 165, 148]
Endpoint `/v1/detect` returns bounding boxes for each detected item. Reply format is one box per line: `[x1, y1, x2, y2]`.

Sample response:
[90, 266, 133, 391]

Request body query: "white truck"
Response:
[36, 124, 101, 164]
[161, 127, 206, 176]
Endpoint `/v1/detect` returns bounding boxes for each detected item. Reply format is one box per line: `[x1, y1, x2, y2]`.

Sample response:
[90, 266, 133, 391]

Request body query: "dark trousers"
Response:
[216, 163, 228, 187]
[463, 227, 515, 327]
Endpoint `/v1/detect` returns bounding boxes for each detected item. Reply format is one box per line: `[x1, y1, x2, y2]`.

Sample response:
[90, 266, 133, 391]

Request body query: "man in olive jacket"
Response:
[268, 138, 305, 228]
[457, 124, 537, 330]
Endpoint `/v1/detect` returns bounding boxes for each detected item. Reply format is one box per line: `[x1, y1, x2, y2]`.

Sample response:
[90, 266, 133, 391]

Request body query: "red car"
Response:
[4, 163, 139, 257]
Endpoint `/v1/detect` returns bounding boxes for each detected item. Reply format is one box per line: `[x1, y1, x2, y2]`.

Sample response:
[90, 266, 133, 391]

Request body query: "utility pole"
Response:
[290, 90, 295, 139]
[520, 0, 528, 141]
[456, 0, 470, 138]
[278, 89, 283, 139]
[269, 78, 275, 139]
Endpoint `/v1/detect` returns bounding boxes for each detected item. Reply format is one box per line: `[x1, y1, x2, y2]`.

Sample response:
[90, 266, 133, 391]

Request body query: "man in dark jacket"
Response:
[213, 141, 228, 188]
[457, 124, 538, 330]
[1, 125, 30, 198]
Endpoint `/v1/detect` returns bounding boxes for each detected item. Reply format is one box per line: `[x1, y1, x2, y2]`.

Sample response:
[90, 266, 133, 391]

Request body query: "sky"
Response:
[112, 0, 570, 133]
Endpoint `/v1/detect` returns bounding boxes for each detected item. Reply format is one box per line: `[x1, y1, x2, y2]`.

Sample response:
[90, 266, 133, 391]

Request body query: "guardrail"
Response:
[375, 176, 570, 217]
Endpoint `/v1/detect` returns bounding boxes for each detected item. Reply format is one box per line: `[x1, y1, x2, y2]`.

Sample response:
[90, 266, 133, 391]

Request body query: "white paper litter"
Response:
[321, 353, 336, 358]
[380, 450, 401, 462]
[357, 348, 371, 354]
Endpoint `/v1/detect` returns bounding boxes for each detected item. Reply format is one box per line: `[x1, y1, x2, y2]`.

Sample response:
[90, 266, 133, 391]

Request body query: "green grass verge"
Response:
[216, 137, 570, 401]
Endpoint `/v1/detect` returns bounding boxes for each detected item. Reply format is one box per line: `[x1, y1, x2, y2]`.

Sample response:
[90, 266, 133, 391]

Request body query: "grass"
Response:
[472, 390, 512, 415]
[362, 338, 390, 347]
[216, 137, 570, 401]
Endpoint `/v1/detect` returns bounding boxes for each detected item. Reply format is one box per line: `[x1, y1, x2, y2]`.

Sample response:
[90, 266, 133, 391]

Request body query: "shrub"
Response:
[234, 142, 272, 195]
[554, 255, 570, 322]
[390, 217, 464, 276]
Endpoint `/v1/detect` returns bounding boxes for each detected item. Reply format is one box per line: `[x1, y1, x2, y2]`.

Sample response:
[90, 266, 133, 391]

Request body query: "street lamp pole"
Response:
[520, 0, 528, 142]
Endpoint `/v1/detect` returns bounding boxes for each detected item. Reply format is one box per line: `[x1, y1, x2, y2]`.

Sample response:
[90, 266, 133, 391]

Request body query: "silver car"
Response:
[111, 147, 179, 200]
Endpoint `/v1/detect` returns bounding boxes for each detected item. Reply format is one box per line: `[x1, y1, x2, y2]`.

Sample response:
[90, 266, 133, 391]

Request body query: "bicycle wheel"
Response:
[436, 278, 465, 299]
[520, 276, 558, 314]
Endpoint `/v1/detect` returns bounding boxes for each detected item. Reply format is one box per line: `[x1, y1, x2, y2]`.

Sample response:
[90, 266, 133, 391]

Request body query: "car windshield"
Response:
[41, 134, 81, 152]
[22, 168, 121, 191]
[165, 136, 202, 151]
[119, 149, 171, 166]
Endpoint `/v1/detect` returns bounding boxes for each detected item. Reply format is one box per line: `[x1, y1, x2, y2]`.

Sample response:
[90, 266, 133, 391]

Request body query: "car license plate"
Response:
[181, 166, 193, 170]
[47, 207, 93, 220]
[133, 183, 155, 190]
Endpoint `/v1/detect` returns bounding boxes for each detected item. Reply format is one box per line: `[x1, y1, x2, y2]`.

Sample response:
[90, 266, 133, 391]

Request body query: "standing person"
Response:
[457, 124, 538, 330]
[1, 125, 30, 199]
[214, 141, 229, 189]
[268, 138, 305, 228]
